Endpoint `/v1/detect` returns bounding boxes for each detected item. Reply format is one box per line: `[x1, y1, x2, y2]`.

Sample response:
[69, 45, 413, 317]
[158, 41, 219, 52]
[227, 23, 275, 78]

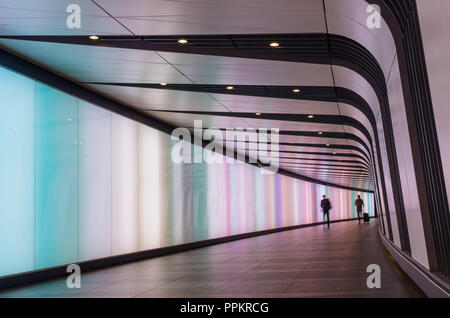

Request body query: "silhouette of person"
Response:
[355, 195, 365, 223]
[320, 195, 332, 227]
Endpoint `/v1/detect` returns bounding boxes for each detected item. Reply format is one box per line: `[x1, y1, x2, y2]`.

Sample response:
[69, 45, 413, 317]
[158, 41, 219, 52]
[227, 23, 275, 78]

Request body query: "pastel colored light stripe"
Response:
[34, 83, 79, 269]
[78, 101, 112, 261]
[138, 125, 161, 250]
[111, 113, 139, 255]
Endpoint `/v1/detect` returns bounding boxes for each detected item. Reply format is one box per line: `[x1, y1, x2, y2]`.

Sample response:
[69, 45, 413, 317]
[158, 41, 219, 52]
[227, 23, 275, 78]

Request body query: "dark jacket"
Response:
[355, 198, 365, 210]
[321, 198, 331, 212]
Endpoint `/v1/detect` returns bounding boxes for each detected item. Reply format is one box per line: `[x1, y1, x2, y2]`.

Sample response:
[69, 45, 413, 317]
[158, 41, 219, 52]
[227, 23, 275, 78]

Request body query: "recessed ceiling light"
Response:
[89, 35, 99, 40]
[274, 128, 280, 132]
[270, 42, 280, 47]
[318, 131, 323, 135]
[333, 152, 337, 155]
[326, 144, 331, 147]
[160, 82, 167, 86]
[226, 86, 234, 90]
[177, 38, 188, 44]
[67, 118, 73, 121]
[308, 115, 314, 119]
[293, 89, 301, 93]
[255, 112, 262, 116]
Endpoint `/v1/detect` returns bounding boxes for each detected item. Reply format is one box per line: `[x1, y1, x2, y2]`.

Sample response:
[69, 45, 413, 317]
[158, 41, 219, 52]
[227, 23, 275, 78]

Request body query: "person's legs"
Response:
[326, 212, 330, 227]
[357, 209, 361, 222]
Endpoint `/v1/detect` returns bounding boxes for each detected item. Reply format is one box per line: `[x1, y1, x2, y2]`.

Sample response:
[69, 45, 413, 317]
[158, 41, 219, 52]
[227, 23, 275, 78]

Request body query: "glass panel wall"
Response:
[0, 66, 374, 277]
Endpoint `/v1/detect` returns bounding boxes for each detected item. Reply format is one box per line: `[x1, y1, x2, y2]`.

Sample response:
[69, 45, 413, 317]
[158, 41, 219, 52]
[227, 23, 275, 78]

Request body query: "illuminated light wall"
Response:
[0, 66, 374, 278]
[0, 67, 35, 276]
[78, 101, 112, 261]
[34, 83, 79, 269]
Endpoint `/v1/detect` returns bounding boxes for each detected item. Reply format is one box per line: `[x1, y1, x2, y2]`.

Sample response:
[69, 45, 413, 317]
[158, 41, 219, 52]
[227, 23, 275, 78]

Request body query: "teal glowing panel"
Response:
[192, 146, 208, 241]
[0, 67, 35, 276]
[34, 83, 79, 269]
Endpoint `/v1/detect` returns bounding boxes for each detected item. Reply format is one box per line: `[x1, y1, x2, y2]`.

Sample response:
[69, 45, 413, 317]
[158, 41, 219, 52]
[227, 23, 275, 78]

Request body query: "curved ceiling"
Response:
[0, 0, 400, 192]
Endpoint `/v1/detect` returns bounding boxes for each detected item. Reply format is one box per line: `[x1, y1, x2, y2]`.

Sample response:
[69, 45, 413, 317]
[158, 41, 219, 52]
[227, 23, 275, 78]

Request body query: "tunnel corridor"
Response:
[0, 0, 449, 300]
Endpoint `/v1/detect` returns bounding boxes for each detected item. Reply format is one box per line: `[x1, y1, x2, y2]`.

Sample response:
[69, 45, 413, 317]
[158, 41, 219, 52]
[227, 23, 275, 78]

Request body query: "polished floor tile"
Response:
[0, 221, 415, 298]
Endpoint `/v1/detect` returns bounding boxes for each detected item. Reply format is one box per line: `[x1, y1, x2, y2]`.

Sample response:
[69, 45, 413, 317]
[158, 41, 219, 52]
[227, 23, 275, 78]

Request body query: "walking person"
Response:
[355, 195, 365, 223]
[320, 195, 332, 228]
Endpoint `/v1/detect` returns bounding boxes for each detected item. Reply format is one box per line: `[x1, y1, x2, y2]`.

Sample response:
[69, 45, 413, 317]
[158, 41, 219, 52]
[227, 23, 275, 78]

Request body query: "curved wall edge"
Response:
[379, 227, 450, 298]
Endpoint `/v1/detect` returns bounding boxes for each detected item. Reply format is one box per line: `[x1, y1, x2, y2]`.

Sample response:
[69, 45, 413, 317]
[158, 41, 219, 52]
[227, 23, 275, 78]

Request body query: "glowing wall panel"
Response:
[192, 151, 208, 242]
[111, 114, 138, 255]
[254, 171, 268, 231]
[138, 125, 162, 250]
[78, 101, 112, 261]
[157, 136, 172, 248]
[207, 156, 230, 237]
[0, 66, 375, 278]
[0, 68, 35, 276]
[34, 83, 79, 269]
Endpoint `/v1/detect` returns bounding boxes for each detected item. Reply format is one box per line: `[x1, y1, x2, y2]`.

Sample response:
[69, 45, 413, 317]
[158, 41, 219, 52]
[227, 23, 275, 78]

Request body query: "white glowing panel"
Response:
[78, 101, 112, 261]
[111, 114, 138, 255]
[138, 124, 162, 250]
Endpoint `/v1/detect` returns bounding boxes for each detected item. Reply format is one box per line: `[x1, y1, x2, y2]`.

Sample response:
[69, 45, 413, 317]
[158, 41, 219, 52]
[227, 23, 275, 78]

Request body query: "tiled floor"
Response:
[0, 220, 415, 298]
